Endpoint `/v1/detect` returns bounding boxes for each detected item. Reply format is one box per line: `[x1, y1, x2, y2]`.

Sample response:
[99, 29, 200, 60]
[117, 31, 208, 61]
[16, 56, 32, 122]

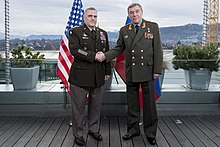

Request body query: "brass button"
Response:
[141, 50, 144, 52]
[132, 63, 135, 66]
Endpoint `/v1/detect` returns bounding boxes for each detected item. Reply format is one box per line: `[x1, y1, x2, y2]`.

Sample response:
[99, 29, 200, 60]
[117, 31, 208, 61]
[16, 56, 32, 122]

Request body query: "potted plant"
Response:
[10, 45, 45, 90]
[172, 44, 219, 89]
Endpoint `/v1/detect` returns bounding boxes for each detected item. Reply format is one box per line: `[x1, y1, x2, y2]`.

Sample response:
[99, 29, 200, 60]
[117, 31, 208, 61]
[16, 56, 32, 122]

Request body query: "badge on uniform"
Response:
[100, 31, 106, 42]
[145, 32, 154, 39]
[69, 30, 73, 35]
[124, 35, 128, 39]
[78, 49, 88, 56]
[82, 33, 88, 39]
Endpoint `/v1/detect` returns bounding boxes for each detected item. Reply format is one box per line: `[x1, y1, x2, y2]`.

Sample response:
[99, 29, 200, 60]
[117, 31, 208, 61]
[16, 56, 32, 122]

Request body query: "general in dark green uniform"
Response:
[68, 7, 111, 146]
[99, 3, 163, 145]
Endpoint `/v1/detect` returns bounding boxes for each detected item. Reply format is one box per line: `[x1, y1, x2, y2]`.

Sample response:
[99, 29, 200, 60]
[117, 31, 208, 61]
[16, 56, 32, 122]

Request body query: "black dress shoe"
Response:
[122, 131, 140, 140]
[75, 136, 85, 146]
[88, 131, 103, 141]
[147, 137, 156, 145]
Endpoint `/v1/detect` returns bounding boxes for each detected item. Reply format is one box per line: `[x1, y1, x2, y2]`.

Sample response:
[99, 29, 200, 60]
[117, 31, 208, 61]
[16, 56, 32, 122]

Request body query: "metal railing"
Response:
[0, 58, 59, 83]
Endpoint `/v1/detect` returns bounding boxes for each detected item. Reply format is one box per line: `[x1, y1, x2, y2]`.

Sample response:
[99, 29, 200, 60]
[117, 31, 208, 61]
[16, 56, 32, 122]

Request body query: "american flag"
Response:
[57, 0, 84, 93]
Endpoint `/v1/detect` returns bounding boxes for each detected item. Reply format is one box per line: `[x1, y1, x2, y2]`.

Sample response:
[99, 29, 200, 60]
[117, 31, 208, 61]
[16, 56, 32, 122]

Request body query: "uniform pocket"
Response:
[147, 59, 153, 65]
[72, 61, 87, 69]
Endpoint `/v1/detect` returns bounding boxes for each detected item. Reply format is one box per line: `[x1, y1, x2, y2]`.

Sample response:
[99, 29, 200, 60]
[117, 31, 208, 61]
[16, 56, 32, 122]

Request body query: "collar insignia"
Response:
[128, 24, 132, 30]
[142, 22, 146, 29]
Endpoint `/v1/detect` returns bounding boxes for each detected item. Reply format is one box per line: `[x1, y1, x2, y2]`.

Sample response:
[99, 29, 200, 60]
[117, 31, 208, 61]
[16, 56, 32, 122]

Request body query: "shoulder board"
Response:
[146, 20, 157, 25]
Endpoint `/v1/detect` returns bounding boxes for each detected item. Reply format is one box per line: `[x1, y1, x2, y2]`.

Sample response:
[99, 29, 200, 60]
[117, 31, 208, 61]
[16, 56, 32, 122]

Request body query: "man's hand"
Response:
[153, 73, 160, 79]
[105, 75, 110, 81]
[95, 51, 106, 62]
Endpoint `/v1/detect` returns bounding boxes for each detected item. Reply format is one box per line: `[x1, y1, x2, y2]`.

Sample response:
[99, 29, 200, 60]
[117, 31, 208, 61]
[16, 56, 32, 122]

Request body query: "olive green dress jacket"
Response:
[105, 19, 163, 82]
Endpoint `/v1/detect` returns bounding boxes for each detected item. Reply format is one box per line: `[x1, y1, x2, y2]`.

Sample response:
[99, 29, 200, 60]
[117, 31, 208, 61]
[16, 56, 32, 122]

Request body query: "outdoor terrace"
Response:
[0, 50, 219, 146]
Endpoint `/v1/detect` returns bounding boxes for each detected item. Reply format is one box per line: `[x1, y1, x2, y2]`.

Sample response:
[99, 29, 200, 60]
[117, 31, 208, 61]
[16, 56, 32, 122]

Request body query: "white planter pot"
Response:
[11, 66, 40, 90]
[184, 68, 212, 90]
[159, 68, 165, 87]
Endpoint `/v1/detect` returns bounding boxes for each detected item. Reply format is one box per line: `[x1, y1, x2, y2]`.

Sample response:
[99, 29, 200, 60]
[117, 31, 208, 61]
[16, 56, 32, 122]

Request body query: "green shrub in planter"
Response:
[172, 44, 219, 71]
[11, 45, 45, 68]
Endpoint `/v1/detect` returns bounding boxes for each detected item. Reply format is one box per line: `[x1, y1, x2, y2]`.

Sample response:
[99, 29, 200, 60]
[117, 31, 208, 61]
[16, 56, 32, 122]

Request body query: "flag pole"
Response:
[4, 0, 10, 85]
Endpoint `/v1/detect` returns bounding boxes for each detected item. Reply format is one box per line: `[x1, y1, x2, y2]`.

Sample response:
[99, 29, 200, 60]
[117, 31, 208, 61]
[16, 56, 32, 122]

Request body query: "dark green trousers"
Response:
[126, 80, 158, 137]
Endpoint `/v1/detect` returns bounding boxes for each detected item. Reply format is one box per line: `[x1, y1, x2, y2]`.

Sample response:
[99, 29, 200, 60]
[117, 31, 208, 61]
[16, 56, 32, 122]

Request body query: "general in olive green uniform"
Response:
[105, 19, 163, 139]
[68, 24, 111, 139]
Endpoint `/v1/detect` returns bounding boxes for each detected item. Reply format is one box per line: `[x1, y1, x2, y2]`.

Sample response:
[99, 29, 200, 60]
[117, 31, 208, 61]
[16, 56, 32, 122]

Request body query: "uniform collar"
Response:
[132, 19, 143, 28]
[84, 24, 96, 32]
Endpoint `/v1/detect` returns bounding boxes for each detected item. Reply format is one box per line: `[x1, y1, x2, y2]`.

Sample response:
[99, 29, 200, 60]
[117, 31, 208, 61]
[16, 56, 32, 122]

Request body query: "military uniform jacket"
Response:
[68, 24, 111, 87]
[105, 19, 163, 82]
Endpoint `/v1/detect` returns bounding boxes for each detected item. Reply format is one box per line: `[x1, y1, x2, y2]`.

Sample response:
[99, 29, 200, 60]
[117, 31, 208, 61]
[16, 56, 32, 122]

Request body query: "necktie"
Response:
[91, 30, 96, 37]
[135, 25, 139, 34]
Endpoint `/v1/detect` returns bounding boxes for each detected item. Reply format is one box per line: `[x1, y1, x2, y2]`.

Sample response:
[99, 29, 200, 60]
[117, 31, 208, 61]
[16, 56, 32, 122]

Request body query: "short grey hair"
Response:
[85, 7, 97, 13]
[127, 3, 143, 13]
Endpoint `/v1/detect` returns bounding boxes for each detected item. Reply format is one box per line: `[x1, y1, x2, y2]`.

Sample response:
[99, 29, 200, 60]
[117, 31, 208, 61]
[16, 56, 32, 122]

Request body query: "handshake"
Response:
[95, 51, 106, 62]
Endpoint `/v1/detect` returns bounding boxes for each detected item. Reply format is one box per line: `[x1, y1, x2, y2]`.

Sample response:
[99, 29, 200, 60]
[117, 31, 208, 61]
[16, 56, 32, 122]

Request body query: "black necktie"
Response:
[135, 25, 139, 34]
[91, 30, 96, 37]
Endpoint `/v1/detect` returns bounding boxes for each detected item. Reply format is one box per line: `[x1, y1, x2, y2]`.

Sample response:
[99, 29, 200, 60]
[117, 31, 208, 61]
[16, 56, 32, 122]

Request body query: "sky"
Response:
[0, 0, 210, 36]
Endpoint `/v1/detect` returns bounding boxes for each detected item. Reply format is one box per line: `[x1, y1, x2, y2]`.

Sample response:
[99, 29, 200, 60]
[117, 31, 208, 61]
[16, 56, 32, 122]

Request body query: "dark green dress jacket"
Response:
[68, 24, 111, 87]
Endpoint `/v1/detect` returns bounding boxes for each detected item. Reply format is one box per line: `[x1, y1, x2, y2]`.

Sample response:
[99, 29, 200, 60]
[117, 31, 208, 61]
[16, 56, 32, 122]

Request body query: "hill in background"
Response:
[1, 23, 220, 51]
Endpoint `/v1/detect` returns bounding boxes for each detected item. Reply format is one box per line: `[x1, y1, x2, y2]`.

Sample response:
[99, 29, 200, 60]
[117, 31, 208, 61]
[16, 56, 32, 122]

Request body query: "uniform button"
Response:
[132, 63, 135, 66]
[132, 50, 134, 52]
[132, 56, 135, 59]
[96, 49, 98, 51]
[141, 56, 144, 59]
[141, 50, 144, 52]
[141, 63, 144, 65]
[84, 47, 87, 50]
